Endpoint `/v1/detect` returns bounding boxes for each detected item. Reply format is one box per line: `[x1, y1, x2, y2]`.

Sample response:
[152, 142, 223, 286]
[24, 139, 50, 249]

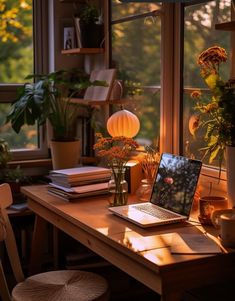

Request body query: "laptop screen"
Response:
[151, 153, 202, 216]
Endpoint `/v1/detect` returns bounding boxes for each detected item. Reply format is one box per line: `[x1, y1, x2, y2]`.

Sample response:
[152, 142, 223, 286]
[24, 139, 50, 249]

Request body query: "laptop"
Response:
[109, 153, 202, 228]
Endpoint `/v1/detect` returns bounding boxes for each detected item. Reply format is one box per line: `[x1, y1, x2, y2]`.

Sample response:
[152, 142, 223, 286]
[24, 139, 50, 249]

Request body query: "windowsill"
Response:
[8, 156, 97, 169]
[199, 165, 227, 197]
[8, 158, 52, 169]
[201, 165, 226, 181]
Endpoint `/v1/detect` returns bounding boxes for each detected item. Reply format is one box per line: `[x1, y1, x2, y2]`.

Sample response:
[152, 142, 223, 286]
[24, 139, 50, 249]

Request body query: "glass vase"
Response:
[136, 178, 153, 202]
[108, 168, 128, 206]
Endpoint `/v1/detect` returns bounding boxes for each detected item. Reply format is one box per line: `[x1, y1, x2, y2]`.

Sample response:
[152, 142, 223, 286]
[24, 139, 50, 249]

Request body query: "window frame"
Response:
[0, 0, 49, 160]
[109, 1, 233, 184]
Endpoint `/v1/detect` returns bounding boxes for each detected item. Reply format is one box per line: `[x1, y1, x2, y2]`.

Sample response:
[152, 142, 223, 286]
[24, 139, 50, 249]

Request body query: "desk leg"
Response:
[29, 215, 47, 275]
[53, 226, 59, 269]
[161, 291, 182, 301]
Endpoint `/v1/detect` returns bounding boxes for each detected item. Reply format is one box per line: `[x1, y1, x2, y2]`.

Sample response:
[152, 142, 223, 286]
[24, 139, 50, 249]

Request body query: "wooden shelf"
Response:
[70, 98, 131, 106]
[61, 48, 104, 55]
[215, 21, 235, 31]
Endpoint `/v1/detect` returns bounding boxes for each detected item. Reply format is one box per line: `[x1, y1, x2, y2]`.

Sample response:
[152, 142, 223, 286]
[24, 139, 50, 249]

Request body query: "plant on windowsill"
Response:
[190, 45, 235, 208]
[75, 1, 103, 48]
[0, 139, 31, 200]
[5, 68, 106, 169]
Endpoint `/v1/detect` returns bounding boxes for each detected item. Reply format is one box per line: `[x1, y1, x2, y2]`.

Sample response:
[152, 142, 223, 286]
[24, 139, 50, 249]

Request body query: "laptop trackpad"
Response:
[110, 205, 164, 227]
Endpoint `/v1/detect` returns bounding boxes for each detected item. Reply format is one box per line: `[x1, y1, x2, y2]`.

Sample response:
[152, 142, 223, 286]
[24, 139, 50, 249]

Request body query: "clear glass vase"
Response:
[108, 168, 128, 206]
[136, 178, 153, 202]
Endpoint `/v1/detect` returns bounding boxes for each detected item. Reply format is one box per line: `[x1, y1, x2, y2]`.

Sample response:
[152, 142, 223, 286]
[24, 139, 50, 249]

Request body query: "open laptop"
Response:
[109, 153, 202, 228]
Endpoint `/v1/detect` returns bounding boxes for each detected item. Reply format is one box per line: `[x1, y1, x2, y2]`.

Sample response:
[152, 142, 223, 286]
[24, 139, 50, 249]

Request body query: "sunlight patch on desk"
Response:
[110, 232, 172, 252]
[97, 226, 132, 236]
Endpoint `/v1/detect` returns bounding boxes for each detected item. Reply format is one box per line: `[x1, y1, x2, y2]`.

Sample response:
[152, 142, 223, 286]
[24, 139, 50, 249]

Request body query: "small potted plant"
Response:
[0, 139, 30, 199]
[6, 68, 105, 169]
[75, 1, 103, 48]
[0, 138, 11, 170]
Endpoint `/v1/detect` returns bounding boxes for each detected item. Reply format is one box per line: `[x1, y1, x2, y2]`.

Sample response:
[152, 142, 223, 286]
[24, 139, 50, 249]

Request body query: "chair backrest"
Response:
[84, 68, 116, 102]
[0, 183, 25, 301]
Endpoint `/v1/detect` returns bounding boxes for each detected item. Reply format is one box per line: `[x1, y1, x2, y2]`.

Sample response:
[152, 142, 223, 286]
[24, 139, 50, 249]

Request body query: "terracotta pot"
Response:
[50, 140, 80, 170]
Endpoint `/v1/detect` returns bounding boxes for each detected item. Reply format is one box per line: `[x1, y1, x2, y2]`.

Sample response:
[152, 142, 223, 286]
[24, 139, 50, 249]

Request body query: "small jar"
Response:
[136, 179, 153, 202]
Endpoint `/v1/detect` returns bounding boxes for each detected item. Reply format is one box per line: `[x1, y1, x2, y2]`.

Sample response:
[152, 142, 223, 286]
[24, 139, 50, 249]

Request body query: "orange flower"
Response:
[188, 115, 200, 136]
[93, 133, 139, 170]
[191, 90, 201, 99]
[197, 46, 227, 67]
[204, 102, 218, 113]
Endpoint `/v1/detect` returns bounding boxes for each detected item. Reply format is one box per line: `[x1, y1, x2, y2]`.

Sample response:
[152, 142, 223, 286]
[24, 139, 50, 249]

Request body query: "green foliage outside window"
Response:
[0, 0, 37, 151]
[111, 1, 161, 146]
[0, 0, 33, 83]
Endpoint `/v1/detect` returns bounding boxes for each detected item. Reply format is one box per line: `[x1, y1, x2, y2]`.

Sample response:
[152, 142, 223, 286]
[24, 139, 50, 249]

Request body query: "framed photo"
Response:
[63, 27, 75, 50]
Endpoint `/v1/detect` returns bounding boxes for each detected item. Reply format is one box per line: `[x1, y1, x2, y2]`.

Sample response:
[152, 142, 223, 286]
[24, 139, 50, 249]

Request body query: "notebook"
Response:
[109, 153, 202, 228]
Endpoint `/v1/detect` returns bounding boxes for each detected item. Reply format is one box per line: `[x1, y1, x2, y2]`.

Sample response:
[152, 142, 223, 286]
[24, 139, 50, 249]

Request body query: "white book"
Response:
[74, 17, 82, 48]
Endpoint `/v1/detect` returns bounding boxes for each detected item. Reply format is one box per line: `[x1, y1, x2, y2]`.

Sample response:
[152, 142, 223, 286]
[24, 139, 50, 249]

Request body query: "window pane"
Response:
[0, 0, 33, 83]
[0, 103, 38, 150]
[182, 0, 231, 167]
[111, 0, 161, 147]
[0, 0, 40, 152]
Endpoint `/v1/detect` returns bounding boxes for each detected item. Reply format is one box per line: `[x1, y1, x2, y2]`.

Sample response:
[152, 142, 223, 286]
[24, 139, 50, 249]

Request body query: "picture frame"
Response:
[63, 27, 75, 50]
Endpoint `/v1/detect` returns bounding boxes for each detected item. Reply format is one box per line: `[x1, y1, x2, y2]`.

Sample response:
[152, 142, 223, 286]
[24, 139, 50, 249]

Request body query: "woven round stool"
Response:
[12, 270, 109, 301]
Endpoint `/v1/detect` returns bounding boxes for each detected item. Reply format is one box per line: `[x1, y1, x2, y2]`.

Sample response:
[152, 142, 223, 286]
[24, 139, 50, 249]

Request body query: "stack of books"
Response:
[48, 166, 111, 201]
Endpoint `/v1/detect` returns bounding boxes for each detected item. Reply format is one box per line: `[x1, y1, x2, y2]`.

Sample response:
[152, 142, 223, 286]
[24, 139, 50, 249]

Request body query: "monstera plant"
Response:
[6, 68, 106, 169]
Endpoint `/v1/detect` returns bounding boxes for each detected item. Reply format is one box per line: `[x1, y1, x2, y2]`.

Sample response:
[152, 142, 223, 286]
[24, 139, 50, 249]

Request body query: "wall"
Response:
[49, 0, 106, 73]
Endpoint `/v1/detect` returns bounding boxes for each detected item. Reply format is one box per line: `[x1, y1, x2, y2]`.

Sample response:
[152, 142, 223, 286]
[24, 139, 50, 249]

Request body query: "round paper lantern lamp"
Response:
[107, 109, 140, 138]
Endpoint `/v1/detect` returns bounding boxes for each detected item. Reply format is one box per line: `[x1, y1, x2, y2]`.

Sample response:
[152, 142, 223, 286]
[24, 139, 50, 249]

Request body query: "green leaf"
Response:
[209, 145, 220, 164]
[208, 135, 218, 147]
[205, 74, 219, 90]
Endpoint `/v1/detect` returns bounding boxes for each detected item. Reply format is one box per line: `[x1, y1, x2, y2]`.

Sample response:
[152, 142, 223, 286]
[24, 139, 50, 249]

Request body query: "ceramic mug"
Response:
[211, 209, 235, 248]
[198, 196, 228, 225]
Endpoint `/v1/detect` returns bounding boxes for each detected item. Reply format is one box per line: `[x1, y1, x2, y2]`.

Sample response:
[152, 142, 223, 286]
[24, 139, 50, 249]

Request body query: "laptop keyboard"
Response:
[133, 204, 180, 220]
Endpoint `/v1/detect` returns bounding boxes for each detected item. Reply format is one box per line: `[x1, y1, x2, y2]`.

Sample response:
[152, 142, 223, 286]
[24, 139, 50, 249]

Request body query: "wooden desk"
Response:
[21, 185, 235, 301]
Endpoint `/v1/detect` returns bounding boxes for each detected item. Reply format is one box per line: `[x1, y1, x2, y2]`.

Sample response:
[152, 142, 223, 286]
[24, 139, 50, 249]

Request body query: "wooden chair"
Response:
[0, 183, 109, 301]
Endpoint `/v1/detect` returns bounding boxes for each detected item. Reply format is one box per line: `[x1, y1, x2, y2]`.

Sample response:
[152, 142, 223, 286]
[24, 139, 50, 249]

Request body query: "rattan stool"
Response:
[12, 270, 109, 301]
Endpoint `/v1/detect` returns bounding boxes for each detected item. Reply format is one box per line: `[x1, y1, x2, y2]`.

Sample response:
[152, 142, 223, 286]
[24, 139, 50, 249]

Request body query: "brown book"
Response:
[125, 160, 143, 194]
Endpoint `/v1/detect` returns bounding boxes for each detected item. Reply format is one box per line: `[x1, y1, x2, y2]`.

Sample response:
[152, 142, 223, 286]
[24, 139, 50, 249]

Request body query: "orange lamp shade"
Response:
[107, 109, 140, 138]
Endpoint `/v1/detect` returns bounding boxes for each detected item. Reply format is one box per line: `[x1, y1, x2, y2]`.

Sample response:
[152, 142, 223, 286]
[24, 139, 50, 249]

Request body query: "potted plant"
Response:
[75, 1, 103, 48]
[6, 68, 105, 169]
[0, 138, 11, 170]
[0, 139, 31, 200]
[190, 45, 235, 208]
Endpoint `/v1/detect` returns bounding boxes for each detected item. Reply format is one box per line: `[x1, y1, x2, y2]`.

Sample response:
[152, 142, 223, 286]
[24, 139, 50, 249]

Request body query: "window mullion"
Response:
[160, 3, 175, 154]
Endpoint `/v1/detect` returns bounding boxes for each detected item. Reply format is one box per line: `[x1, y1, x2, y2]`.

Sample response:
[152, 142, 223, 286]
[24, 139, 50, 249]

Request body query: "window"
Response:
[0, 0, 48, 160]
[110, 0, 162, 148]
[182, 0, 232, 169]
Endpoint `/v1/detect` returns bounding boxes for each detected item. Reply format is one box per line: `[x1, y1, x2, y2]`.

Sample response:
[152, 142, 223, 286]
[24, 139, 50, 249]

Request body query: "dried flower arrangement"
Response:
[140, 146, 160, 182]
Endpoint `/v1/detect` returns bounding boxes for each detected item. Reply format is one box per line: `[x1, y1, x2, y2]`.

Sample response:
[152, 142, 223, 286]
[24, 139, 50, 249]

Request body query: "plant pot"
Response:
[50, 140, 80, 170]
[80, 23, 104, 48]
[226, 146, 235, 208]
